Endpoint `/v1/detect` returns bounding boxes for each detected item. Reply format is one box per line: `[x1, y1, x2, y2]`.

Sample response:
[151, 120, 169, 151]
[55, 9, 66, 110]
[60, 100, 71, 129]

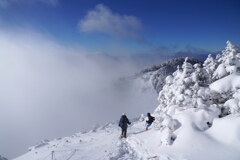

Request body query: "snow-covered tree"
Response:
[156, 41, 240, 119]
[203, 54, 217, 82]
[213, 41, 240, 79]
[155, 57, 209, 115]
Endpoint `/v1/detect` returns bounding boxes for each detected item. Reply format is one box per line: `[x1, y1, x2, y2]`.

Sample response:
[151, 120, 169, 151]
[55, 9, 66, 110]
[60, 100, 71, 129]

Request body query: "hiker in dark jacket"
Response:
[146, 113, 155, 130]
[119, 113, 131, 138]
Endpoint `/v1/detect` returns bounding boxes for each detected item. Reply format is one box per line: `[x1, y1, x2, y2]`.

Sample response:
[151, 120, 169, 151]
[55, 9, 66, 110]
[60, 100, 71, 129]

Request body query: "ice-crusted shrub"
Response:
[208, 90, 234, 117]
[154, 113, 180, 145]
[224, 89, 240, 114]
[160, 128, 176, 146]
[161, 114, 180, 131]
[154, 113, 181, 131]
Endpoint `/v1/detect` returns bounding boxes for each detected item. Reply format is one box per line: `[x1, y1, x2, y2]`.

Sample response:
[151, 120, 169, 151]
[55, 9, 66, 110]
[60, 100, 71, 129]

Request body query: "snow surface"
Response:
[14, 112, 240, 160]
[210, 73, 240, 93]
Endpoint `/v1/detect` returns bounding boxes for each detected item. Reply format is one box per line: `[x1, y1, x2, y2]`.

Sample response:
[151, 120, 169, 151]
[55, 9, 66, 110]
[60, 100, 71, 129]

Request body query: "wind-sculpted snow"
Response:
[210, 73, 240, 93]
[14, 111, 240, 160]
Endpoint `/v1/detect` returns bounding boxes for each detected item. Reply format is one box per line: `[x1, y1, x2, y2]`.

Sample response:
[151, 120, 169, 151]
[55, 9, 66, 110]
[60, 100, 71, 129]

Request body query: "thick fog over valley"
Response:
[0, 28, 160, 158]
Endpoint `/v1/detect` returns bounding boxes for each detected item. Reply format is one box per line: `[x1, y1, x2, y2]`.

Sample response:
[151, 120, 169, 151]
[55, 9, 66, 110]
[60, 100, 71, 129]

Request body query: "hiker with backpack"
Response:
[146, 113, 155, 130]
[119, 113, 131, 138]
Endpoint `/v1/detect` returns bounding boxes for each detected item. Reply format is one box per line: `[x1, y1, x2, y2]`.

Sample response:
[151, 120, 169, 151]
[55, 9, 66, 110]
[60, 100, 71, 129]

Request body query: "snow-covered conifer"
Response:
[155, 57, 209, 115]
[213, 41, 240, 79]
[203, 54, 217, 82]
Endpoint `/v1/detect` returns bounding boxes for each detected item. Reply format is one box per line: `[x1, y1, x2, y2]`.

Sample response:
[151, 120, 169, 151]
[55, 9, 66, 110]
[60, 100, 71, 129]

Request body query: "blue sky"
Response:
[0, 0, 240, 55]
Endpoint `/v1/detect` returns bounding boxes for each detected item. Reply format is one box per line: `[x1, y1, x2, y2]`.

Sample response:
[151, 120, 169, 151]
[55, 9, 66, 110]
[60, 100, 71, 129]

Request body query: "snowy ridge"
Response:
[134, 58, 201, 93]
[13, 113, 240, 160]
[14, 119, 164, 160]
[14, 41, 240, 160]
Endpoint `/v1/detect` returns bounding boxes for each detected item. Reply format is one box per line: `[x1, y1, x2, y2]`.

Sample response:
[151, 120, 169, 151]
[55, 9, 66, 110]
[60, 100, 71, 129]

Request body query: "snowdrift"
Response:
[13, 112, 240, 160]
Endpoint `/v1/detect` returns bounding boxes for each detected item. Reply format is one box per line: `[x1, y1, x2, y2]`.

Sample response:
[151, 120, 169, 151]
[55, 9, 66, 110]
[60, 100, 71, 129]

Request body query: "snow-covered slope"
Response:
[14, 113, 240, 160]
[14, 41, 240, 160]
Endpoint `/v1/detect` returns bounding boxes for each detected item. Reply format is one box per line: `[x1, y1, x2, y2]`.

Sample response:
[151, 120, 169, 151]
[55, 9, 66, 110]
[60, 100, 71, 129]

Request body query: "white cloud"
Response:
[78, 4, 144, 41]
[0, 27, 157, 158]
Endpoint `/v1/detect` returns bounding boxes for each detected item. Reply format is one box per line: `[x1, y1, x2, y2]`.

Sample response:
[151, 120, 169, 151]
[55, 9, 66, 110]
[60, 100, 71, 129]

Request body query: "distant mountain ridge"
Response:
[0, 155, 8, 160]
[135, 57, 201, 93]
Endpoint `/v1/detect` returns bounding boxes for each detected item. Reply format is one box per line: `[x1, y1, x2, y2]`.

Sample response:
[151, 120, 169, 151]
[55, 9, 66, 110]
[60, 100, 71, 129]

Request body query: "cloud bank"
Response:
[78, 4, 144, 41]
[0, 28, 158, 159]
